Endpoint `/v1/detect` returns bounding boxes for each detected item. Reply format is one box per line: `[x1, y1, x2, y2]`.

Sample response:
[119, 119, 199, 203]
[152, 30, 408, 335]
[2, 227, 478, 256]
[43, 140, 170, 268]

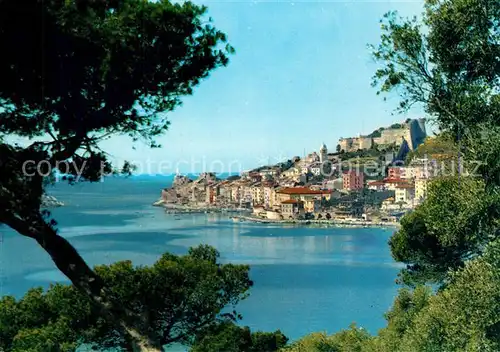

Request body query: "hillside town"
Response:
[155, 118, 441, 224]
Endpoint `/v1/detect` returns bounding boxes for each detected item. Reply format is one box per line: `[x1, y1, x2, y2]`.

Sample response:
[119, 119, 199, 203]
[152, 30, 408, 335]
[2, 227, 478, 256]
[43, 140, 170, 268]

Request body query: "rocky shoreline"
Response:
[231, 215, 400, 228]
[41, 195, 64, 208]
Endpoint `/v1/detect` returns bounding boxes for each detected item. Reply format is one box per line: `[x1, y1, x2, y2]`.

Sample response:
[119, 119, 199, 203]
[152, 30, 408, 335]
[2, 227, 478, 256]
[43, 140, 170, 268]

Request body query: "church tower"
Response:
[319, 143, 328, 163]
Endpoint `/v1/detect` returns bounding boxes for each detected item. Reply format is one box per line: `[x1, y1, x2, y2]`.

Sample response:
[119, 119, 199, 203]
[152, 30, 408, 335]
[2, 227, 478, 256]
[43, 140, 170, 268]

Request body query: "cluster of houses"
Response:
[160, 137, 439, 221]
[368, 158, 436, 211]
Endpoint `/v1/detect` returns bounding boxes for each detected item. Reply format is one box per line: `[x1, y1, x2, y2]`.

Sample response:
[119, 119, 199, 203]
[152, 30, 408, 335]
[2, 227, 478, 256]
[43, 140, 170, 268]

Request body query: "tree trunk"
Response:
[3, 213, 161, 352]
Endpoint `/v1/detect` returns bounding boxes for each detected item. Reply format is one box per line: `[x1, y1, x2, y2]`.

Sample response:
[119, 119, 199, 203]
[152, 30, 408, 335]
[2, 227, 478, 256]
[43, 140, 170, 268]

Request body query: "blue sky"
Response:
[45, 1, 433, 174]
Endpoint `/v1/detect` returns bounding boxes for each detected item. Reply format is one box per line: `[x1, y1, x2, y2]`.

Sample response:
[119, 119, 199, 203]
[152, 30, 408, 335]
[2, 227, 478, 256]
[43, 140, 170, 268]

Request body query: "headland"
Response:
[152, 119, 443, 228]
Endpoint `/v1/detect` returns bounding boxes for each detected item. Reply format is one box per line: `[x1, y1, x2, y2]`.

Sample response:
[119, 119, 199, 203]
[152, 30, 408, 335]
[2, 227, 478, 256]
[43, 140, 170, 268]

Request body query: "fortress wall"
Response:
[379, 128, 408, 144]
[338, 119, 427, 152]
[358, 137, 373, 150]
[338, 139, 351, 152]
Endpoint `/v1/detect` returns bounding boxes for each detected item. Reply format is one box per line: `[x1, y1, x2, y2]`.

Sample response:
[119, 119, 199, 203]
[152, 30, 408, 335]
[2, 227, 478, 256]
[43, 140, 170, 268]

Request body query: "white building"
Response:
[395, 184, 415, 205]
[259, 168, 279, 178]
[415, 178, 429, 203]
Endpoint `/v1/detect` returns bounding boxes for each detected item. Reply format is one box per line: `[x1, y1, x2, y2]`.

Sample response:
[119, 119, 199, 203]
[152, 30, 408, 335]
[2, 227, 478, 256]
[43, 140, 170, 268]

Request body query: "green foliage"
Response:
[0, 1, 233, 348]
[404, 135, 458, 165]
[0, 0, 232, 205]
[0, 0, 232, 220]
[367, 128, 383, 138]
[120, 161, 138, 176]
[0, 246, 252, 351]
[371, 1, 500, 131]
[282, 324, 372, 352]
[375, 240, 500, 351]
[369, 286, 433, 351]
[370, 0, 500, 287]
[281, 1, 500, 351]
[338, 148, 382, 161]
[461, 124, 500, 188]
[191, 321, 288, 352]
[278, 2, 500, 352]
[290, 240, 500, 351]
[390, 176, 500, 286]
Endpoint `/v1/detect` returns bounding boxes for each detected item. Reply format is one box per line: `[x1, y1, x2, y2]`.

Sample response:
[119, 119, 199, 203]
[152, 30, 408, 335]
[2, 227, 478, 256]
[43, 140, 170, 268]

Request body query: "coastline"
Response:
[153, 200, 399, 229]
[231, 215, 400, 229]
[153, 199, 251, 215]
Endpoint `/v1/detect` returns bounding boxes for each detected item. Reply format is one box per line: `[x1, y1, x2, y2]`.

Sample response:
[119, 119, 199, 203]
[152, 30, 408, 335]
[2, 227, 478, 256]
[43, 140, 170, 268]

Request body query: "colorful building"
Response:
[275, 187, 332, 214]
[367, 180, 386, 191]
[303, 199, 321, 213]
[280, 199, 305, 218]
[251, 182, 264, 206]
[395, 183, 415, 204]
[276, 187, 326, 202]
[383, 178, 412, 191]
[205, 184, 219, 205]
[342, 170, 364, 190]
[259, 168, 280, 178]
[388, 166, 406, 179]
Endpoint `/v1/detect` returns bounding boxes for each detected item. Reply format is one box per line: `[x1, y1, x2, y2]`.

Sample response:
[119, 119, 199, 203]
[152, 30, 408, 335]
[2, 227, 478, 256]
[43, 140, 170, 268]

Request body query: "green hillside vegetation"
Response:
[282, 0, 500, 349]
[339, 148, 386, 161]
[283, 247, 500, 351]
[367, 128, 384, 138]
[405, 135, 458, 164]
[1, 0, 500, 351]
[366, 121, 406, 138]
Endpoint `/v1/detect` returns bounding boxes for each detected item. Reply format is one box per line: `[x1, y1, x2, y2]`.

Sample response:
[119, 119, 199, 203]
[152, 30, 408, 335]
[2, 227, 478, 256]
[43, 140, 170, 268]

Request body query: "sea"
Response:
[0, 175, 402, 350]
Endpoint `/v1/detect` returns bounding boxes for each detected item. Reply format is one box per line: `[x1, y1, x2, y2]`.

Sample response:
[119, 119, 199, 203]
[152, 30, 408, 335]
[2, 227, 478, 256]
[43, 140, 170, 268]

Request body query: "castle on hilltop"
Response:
[338, 118, 427, 153]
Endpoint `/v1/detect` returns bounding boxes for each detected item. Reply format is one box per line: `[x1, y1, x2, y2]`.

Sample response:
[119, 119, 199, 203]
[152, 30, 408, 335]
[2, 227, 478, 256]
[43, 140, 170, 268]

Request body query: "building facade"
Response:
[367, 180, 386, 191]
[342, 171, 364, 190]
[280, 199, 305, 218]
[395, 184, 415, 205]
[388, 167, 405, 179]
[415, 178, 429, 203]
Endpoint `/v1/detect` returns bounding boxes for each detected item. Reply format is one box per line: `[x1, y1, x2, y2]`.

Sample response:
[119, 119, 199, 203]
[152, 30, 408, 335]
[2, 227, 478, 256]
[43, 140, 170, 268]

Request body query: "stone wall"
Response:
[339, 119, 427, 152]
[373, 128, 407, 145]
[339, 137, 373, 152]
[358, 137, 373, 150]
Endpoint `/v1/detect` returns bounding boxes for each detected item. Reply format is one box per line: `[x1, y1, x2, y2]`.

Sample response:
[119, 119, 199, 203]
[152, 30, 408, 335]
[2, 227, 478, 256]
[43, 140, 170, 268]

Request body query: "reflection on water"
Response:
[1, 177, 401, 341]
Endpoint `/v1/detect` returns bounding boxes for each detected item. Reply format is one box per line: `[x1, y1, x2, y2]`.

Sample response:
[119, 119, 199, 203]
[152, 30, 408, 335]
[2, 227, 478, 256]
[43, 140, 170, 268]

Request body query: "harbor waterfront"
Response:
[153, 201, 251, 215]
[0, 176, 401, 345]
[1, 0, 496, 349]
[230, 215, 400, 228]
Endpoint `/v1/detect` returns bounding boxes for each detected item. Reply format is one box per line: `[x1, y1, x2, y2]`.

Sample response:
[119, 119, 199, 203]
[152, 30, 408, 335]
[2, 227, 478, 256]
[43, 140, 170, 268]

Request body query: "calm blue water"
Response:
[0, 176, 401, 345]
